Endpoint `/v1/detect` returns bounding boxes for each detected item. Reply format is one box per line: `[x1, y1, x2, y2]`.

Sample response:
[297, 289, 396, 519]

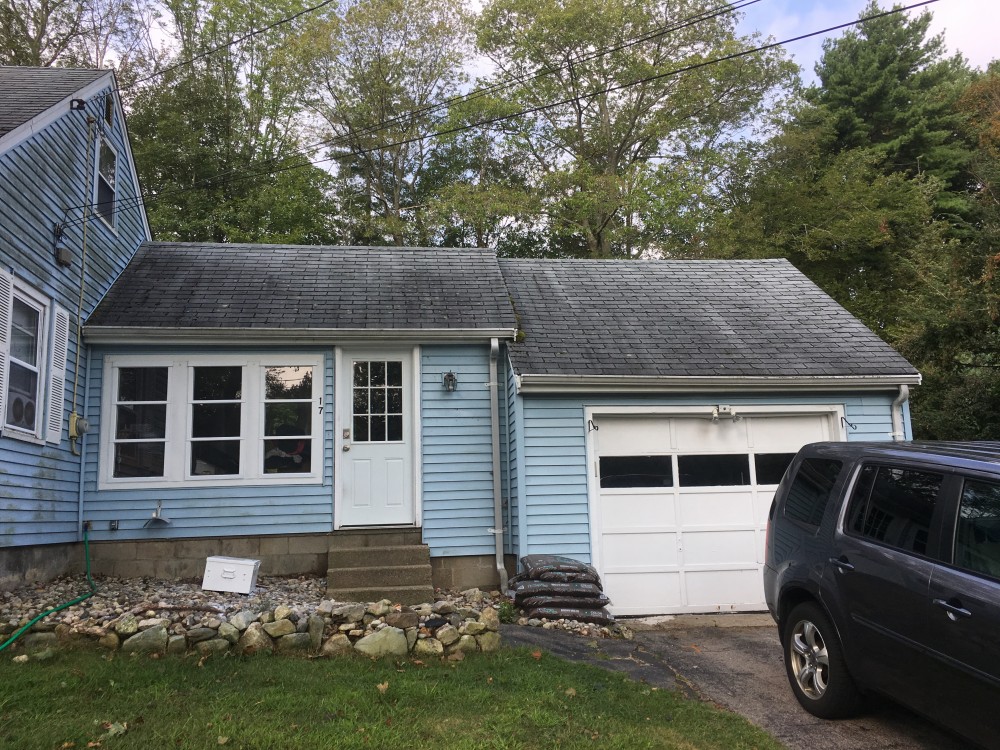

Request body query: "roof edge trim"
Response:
[83, 326, 518, 345]
[516, 373, 922, 394]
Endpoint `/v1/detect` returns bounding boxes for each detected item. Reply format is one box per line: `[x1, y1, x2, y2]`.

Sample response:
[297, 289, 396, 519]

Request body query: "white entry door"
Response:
[338, 351, 415, 526]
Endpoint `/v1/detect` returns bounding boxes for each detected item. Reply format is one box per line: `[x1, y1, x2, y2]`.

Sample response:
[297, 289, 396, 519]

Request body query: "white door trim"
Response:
[333, 346, 422, 529]
[585, 403, 845, 600]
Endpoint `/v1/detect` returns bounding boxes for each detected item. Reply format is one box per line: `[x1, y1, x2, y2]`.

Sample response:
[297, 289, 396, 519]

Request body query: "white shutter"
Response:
[0, 269, 12, 429]
[46, 305, 70, 444]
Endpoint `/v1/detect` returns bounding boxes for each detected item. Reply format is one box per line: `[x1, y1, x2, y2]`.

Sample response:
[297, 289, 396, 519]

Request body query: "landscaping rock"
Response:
[218, 622, 240, 644]
[274, 605, 294, 621]
[167, 635, 187, 655]
[479, 607, 500, 631]
[385, 611, 419, 629]
[452, 635, 479, 654]
[115, 613, 139, 636]
[196, 638, 231, 656]
[277, 633, 312, 653]
[462, 622, 487, 636]
[476, 632, 501, 653]
[435, 624, 460, 646]
[186, 627, 217, 643]
[412, 637, 444, 658]
[237, 622, 273, 656]
[262, 619, 295, 638]
[229, 610, 258, 631]
[307, 616, 324, 652]
[122, 625, 168, 654]
[354, 626, 407, 658]
[321, 633, 353, 656]
[98, 633, 120, 650]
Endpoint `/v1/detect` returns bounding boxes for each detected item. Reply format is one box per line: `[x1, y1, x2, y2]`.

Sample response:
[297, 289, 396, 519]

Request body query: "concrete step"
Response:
[325, 584, 436, 605]
[328, 529, 424, 550]
[327, 544, 431, 569]
[328, 564, 433, 588]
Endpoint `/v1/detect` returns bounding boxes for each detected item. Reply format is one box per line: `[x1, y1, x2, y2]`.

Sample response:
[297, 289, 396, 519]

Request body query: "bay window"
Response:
[101, 355, 322, 487]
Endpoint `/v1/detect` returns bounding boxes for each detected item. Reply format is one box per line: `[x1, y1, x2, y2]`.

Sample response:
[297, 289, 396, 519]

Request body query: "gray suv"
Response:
[763, 442, 1000, 748]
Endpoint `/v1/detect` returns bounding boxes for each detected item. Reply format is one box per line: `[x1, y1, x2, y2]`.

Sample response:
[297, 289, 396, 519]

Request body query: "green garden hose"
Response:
[0, 527, 97, 652]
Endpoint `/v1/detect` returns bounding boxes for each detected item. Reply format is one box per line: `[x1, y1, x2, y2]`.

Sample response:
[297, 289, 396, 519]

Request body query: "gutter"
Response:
[489, 338, 508, 593]
[82, 326, 517, 346]
[891, 385, 910, 441]
[515, 373, 922, 394]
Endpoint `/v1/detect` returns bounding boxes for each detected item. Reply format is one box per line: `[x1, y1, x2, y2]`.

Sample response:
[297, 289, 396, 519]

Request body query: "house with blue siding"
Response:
[0, 66, 921, 614]
[0, 67, 149, 589]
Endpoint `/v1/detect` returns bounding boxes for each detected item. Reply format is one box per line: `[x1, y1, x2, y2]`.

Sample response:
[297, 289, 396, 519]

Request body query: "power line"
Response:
[131, 0, 338, 86]
[70, 0, 938, 229]
[70, 0, 761, 222]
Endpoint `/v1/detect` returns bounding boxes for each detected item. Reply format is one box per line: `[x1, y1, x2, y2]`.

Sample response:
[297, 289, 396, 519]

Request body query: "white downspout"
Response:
[489, 338, 508, 592]
[891, 385, 910, 441]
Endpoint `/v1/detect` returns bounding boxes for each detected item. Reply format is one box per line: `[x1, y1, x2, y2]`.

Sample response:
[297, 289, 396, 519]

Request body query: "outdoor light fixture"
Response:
[442, 371, 458, 391]
[711, 405, 741, 423]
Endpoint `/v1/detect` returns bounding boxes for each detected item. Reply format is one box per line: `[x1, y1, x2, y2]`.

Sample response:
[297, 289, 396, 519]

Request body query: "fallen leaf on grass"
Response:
[86, 743, 101, 748]
[376, 682, 389, 694]
[217, 737, 229, 745]
[687, 644, 702, 654]
[565, 688, 577, 698]
[531, 650, 542, 661]
[60, 743, 75, 749]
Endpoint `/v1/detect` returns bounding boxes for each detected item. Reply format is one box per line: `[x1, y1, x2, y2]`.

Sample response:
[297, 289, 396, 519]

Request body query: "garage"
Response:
[589, 408, 841, 616]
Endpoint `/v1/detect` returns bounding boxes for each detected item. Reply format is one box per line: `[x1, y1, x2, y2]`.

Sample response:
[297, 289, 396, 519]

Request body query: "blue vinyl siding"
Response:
[0, 85, 146, 548]
[514, 391, 906, 563]
[421, 345, 496, 558]
[80, 348, 334, 542]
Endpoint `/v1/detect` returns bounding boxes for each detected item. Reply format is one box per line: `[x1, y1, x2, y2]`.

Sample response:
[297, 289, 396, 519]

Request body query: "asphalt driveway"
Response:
[501, 617, 967, 750]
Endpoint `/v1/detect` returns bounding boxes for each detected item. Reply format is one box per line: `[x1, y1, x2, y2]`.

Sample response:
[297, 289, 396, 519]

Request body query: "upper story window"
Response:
[0, 271, 70, 445]
[95, 140, 117, 227]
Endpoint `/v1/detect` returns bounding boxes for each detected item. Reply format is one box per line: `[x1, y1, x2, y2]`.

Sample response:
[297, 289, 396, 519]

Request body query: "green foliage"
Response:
[0, 648, 782, 749]
[127, 0, 339, 243]
[475, 0, 797, 257]
[497, 597, 519, 623]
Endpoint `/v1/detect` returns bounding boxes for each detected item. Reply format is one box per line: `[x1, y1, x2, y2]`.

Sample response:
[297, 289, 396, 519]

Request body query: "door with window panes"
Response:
[339, 352, 413, 526]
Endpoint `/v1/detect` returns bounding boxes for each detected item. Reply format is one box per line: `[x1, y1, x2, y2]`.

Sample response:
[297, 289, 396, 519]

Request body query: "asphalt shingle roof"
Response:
[0, 66, 108, 137]
[87, 243, 517, 331]
[499, 258, 917, 378]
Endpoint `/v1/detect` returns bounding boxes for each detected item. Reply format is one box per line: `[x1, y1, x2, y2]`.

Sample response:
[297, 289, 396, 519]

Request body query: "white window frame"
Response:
[93, 137, 118, 230]
[0, 277, 57, 445]
[99, 353, 324, 489]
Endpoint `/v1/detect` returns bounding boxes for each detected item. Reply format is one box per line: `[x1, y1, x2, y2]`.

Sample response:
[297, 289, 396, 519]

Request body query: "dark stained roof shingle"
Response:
[88, 243, 517, 331]
[0, 66, 109, 137]
[499, 258, 917, 379]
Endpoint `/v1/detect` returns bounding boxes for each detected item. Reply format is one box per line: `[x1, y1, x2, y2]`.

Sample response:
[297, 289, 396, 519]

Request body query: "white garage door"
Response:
[591, 411, 838, 616]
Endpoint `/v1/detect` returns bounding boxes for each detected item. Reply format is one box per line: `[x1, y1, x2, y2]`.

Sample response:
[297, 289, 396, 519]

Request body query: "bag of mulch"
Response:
[519, 554, 599, 580]
[512, 580, 605, 604]
[524, 606, 615, 626]
[520, 594, 610, 609]
[536, 570, 600, 584]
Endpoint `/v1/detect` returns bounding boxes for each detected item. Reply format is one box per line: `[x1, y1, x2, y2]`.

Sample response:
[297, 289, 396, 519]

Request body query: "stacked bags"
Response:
[509, 554, 614, 625]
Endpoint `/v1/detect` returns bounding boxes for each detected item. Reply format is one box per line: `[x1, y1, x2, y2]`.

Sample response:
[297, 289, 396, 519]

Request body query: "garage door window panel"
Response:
[600, 455, 673, 488]
[678, 454, 750, 487]
[754, 453, 797, 485]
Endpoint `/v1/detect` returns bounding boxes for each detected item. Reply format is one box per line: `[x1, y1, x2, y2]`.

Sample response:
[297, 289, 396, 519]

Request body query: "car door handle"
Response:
[828, 557, 855, 572]
[932, 599, 972, 621]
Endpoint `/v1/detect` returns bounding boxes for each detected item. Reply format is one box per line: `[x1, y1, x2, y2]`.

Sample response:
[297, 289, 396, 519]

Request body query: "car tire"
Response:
[782, 602, 864, 719]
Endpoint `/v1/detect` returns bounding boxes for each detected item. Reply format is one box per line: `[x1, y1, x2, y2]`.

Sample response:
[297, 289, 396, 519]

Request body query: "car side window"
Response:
[783, 458, 843, 529]
[955, 479, 1000, 579]
[846, 464, 943, 555]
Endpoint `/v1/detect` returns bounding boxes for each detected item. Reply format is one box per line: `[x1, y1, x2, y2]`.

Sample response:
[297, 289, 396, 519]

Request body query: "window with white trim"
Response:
[101, 355, 323, 487]
[95, 139, 117, 227]
[0, 270, 69, 444]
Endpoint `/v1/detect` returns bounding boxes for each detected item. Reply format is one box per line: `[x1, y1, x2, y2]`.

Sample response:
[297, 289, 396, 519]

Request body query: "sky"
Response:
[735, 0, 998, 83]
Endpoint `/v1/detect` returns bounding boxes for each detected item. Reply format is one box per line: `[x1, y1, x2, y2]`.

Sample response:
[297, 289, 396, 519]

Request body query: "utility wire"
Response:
[131, 0, 338, 86]
[67, 0, 760, 222]
[68, 0, 938, 229]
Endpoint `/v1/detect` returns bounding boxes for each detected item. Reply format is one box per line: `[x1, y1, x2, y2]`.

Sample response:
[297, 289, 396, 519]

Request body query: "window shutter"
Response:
[46, 306, 70, 444]
[0, 269, 12, 428]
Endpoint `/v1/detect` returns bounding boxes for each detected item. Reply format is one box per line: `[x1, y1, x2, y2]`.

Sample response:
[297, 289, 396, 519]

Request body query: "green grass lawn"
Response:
[0, 647, 782, 750]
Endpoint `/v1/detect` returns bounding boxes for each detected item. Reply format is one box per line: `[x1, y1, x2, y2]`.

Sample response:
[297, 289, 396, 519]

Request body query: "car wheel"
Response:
[782, 602, 864, 719]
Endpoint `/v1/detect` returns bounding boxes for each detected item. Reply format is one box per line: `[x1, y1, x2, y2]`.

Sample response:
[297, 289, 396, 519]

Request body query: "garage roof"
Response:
[500, 258, 919, 383]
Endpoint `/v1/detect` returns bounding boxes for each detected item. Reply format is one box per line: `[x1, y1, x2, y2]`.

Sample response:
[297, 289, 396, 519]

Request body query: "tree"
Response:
[127, 0, 338, 243]
[474, 0, 795, 257]
[308, 0, 472, 246]
[807, 1, 975, 221]
[0, 0, 157, 69]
